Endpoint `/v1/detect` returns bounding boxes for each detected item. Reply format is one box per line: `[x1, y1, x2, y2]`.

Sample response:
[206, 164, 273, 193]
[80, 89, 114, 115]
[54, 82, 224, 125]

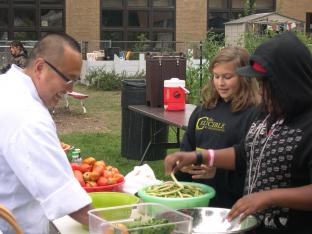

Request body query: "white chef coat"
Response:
[0, 65, 91, 234]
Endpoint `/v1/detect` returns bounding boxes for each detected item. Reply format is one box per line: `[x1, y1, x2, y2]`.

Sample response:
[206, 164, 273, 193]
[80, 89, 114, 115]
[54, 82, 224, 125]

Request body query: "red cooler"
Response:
[164, 78, 189, 111]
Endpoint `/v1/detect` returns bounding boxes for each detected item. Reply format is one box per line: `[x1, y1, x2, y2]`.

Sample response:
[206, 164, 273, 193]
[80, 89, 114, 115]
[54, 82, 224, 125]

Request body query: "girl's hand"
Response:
[227, 191, 273, 223]
[181, 165, 216, 179]
[164, 151, 197, 175]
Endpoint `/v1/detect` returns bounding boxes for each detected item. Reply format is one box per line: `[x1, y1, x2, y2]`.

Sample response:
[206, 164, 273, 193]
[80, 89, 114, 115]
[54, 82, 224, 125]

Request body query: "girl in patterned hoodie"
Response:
[165, 32, 312, 234]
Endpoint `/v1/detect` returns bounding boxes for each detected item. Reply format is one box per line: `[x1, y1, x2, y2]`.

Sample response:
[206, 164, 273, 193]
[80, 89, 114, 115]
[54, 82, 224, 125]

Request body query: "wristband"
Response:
[195, 151, 203, 166]
[207, 149, 215, 167]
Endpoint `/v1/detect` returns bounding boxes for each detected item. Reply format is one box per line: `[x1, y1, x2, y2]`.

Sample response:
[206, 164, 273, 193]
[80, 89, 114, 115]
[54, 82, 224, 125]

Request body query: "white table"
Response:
[51, 216, 88, 234]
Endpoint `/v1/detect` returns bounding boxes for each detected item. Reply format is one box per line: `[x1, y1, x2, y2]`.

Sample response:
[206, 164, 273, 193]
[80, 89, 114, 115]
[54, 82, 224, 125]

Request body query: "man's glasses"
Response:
[43, 59, 80, 85]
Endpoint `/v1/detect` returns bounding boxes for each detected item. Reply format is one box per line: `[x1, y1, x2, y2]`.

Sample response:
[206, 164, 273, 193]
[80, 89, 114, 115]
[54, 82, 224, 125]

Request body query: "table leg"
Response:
[80, 100, 87, 113]
[138, 141, 152, 166]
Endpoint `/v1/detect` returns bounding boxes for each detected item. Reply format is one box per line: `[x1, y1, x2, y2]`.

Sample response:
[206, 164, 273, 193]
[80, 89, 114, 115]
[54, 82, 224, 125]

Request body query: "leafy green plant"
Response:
[186, 32, 225, 104]
[85, 67, 145, 91]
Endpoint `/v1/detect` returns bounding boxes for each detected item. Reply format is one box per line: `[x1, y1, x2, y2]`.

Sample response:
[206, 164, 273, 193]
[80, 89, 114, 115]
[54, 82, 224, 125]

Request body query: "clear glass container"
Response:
[88, 202, 193, 234]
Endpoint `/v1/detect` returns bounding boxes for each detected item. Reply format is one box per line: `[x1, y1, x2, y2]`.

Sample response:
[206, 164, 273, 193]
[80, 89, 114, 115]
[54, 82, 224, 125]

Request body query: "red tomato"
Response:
[103, 170, 113, 178]
[94, 160, 106, 168]
[92, 165, 105, 175]
[82, 157, 96, 165]
[80, 163, 92, 173]
[113, 173, 124, 183]
[83, 171, 100, 182]
[73, 170, 85, 187]
[70, 163, 80, 171]
[97, 176, 108, 186]
[106, 165, 113, 171]
[111, 167, 119, 174]
[85, 181, 97, 187]
[107, 177, 117, 185]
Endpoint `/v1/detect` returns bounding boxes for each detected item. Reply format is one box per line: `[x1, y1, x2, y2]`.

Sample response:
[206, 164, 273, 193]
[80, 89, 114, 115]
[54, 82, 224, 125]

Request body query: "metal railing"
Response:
[0, 40, 203, 67]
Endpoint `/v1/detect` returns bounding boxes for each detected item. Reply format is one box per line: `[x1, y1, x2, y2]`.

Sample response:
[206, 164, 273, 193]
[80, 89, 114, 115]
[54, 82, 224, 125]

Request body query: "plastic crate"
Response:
[88, 202, 193, 234]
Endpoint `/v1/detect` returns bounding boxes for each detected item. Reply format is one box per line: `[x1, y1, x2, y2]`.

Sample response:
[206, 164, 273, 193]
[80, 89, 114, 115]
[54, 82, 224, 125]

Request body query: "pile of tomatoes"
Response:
[71, 157, 124, 188]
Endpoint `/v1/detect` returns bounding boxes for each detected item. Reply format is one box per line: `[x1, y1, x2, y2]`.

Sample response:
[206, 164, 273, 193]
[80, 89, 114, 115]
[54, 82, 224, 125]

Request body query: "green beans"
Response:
[145, 181, 204, 198]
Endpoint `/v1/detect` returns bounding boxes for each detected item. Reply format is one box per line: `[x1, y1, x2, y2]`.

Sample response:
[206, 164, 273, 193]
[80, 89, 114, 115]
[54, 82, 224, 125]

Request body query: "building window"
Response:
[102, 10, 123, 27]
[209, 0, 228, 9]
[209, 12, 228, 30]
[208, 0, 275, 32]
[153, 11, 174, 28]
[0, 9, 8, 27]
[14, 8, 36, 27]
[231, 0, 243, 9]
[152, 0, 174, 7]
[41, 9, 63, 27]
[128, 11, 148, 27]
[101, 0, 176, 51]
[128, 0, 148, 7]
[0, 0, 65, 40]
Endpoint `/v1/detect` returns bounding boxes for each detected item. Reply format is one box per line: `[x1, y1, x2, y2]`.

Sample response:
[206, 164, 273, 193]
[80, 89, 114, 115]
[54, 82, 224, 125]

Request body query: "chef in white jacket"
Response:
[0, 32, 92, 234]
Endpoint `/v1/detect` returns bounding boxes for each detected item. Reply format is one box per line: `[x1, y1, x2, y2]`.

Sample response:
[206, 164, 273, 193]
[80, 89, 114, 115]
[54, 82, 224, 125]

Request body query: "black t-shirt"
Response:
[177, 100, 258, 208]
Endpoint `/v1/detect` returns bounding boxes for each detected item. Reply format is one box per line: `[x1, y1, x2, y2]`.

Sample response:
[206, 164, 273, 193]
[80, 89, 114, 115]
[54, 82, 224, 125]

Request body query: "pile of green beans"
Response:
[145, 181, 204, 198]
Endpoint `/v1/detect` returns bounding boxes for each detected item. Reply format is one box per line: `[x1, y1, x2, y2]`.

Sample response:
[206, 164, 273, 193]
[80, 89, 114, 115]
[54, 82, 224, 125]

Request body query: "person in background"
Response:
[165, 32, 312, 234]
[175, 47, 259, 209]
[0, 33, 92, 234]
[0, 40, 28, 73]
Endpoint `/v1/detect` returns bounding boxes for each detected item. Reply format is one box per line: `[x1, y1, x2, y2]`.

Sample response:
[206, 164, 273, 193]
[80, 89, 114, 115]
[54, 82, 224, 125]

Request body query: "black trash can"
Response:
[121, 79, 168, 161]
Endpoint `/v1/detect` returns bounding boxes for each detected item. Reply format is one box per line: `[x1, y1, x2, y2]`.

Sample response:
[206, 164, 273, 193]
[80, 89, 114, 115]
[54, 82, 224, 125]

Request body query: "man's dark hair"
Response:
[10, 40, 28, 56]
[26, 32, 81, 67]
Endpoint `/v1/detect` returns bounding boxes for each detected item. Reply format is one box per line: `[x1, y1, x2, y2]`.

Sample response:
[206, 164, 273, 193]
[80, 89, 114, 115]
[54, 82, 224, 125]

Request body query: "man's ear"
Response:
[33, 58, 45, 79]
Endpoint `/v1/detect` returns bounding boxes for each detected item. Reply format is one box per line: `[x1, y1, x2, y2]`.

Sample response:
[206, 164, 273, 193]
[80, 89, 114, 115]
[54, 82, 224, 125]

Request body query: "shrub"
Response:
[85, 67, 145, 91]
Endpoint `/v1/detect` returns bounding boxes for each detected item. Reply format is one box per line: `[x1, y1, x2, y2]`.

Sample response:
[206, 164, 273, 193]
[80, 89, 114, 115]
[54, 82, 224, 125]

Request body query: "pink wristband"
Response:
[207, 149, 215, 167]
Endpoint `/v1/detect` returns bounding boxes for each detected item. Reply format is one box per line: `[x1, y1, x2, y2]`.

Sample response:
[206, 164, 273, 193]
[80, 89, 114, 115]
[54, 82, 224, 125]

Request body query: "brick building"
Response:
[0, 0, 311, 50]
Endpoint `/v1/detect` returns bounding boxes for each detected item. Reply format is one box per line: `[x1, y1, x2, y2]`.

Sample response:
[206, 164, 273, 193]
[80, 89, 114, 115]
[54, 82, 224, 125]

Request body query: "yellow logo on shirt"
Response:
[196, 117, 225, 132]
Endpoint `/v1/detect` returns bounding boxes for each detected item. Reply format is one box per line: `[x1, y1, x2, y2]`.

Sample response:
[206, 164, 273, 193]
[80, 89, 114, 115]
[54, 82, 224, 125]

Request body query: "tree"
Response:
[243, 0, 256, 16]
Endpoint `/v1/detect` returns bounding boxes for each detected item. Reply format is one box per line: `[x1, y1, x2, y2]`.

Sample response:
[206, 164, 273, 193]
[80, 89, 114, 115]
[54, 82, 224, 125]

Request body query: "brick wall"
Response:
[176, 0, 207, 42]
[66, 0, 100, 42]
[276, 0, 312, 22]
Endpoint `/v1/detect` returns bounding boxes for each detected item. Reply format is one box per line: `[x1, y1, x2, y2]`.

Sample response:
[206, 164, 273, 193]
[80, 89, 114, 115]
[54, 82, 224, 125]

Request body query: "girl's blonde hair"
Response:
[202, 47, 259, 112]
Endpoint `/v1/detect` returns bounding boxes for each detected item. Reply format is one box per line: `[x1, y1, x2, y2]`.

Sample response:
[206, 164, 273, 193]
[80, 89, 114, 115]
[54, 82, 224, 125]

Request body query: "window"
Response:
[0, 9, 8, 27]
[103, 10, 123, 27]
[102, 31, 123, 41]
[0, 31, 8, 40]
[256, 0, 274, 10]
[40, 0, 64, 4]
[153, 11, 174, 28]
[14, 8, 36, 27]
[41, 9, 63, 27]
[128, 0, 148, 7]
[153, 0, 174, 7]
[13, 0, 35, 4]
[231, 0, 244, 9]
[127, 31, 149, 41]
[14, 31, 37, 40]
[101, 0, 175, 51]
[209, 0, 227, 9]
[208, 0, 275, 32]
[0, 0, 65, 40]
[103, 0, 122, 7]
[209, 12, 228, 30]
[128, 11, 148, 27]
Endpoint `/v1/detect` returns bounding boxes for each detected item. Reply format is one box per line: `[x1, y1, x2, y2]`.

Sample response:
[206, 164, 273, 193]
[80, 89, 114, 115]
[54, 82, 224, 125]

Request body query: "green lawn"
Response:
[57, 85, 181, 181]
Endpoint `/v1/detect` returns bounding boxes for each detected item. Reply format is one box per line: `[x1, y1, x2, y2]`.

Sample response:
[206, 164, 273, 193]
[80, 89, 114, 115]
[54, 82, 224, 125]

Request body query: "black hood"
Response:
[250, 32, 312, 120]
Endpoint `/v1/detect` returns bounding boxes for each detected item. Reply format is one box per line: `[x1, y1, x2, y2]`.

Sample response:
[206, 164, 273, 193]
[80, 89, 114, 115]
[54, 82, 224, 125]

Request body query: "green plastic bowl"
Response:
[89, 192, 140, 220]
[137, 182, 215, 209]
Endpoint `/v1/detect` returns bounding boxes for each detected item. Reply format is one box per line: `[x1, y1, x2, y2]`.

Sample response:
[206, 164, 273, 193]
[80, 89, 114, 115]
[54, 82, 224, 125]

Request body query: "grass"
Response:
[57, 84, 180, 181]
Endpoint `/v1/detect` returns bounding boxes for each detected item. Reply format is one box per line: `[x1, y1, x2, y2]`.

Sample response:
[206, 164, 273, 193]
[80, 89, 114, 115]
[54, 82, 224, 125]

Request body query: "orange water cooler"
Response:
[164, 78, 189, 111]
